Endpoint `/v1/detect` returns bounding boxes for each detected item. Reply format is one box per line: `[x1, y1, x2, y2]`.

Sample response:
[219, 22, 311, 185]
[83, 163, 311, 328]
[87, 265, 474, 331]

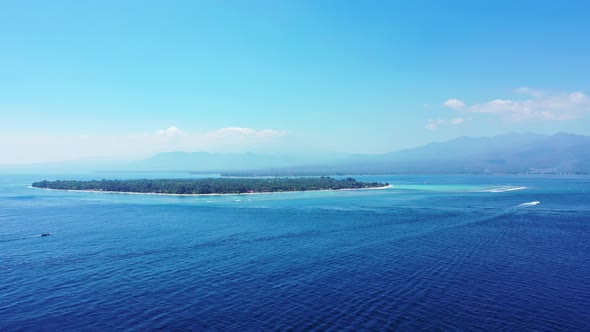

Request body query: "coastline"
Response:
[32, 184, 393, 197]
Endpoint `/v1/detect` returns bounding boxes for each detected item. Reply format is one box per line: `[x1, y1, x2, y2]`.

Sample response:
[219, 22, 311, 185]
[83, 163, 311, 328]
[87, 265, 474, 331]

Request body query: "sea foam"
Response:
[517, 201, 540, 207]
[483, 186, 527, 193]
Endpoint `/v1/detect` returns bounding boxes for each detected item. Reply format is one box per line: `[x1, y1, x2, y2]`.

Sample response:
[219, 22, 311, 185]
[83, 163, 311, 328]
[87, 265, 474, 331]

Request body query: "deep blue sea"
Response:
[1, 173, 589, 331]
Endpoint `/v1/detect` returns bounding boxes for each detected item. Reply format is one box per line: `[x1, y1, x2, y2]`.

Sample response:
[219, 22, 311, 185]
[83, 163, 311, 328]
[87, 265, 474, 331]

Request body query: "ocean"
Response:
[1, 173, 589, 331]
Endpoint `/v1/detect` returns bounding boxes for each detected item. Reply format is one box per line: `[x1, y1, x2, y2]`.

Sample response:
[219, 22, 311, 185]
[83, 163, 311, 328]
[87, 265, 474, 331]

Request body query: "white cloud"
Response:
[216, 127, 256, 135]
[0, 126, 289, 164]
[155, 126, 286, 141]
[164, 126, 288, 146]
[426, 118, 465, 130]
[443, 98, 465, 110]
[447, 88, 589, 121]
[426, 119, 445, 130]
[156, 126, 185, 136]
[513, 87, 544, 98]
[256, 129, 288, 137]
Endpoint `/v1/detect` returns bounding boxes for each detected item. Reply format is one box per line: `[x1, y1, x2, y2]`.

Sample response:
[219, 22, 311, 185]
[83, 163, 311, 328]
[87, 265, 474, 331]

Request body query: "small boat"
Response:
[41, 233, 52, 237]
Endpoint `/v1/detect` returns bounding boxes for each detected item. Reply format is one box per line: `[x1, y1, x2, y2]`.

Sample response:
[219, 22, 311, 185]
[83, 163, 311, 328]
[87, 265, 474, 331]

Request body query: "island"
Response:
[32, 177, 389, 195]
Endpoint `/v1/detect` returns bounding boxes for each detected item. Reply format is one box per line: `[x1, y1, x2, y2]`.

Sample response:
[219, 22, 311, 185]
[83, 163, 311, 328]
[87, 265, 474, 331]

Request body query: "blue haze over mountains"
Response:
[6, 133, 590, 174]
[345, 132, 590, 175]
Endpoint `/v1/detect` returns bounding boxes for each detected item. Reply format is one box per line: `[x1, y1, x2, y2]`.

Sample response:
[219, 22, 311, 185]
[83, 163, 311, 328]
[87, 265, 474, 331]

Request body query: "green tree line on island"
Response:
[32, 177, 388, 195]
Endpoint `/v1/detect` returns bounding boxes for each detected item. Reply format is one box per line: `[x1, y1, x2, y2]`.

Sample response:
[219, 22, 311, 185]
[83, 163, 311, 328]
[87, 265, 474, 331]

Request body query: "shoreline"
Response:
[32, 184, 393, 197]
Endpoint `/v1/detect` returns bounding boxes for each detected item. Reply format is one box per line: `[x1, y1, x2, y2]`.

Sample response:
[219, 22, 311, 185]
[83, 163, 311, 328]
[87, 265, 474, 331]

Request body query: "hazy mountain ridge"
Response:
[223, 132, 590, 176]
[2, 132, 589, 175]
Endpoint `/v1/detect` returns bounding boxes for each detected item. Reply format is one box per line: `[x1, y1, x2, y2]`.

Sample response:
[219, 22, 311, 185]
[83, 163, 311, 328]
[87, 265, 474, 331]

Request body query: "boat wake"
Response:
[483, 186, 527, 193]
[0, 233, 53, 244]
[517, 201, 540, 207]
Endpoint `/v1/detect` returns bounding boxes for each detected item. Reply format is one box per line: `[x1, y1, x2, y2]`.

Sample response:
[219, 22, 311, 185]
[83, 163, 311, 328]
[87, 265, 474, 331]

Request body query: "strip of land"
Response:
[32, 177, 389, 195]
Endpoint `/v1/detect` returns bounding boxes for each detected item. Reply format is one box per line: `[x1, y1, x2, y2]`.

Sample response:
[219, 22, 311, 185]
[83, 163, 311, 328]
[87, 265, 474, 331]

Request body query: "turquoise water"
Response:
[1, 173, 589, 331]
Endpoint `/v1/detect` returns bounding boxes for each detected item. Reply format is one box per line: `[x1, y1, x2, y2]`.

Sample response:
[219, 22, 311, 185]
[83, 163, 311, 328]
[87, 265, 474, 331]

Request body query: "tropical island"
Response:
[32, 177, 389, 195]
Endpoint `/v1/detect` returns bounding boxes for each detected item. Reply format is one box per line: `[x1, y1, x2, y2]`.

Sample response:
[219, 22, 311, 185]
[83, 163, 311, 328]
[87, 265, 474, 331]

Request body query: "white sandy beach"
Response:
[33, 184, 394, 197]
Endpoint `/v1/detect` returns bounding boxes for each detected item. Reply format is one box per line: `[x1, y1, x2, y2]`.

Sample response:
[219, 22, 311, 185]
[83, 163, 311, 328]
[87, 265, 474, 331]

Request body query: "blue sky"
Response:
[1, 0, 590, 163]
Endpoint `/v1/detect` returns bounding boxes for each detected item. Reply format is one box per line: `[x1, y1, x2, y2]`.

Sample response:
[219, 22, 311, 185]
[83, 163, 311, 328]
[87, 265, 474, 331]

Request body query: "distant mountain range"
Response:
[3, 132, 589, 175]
[223, 132, 590, 175]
